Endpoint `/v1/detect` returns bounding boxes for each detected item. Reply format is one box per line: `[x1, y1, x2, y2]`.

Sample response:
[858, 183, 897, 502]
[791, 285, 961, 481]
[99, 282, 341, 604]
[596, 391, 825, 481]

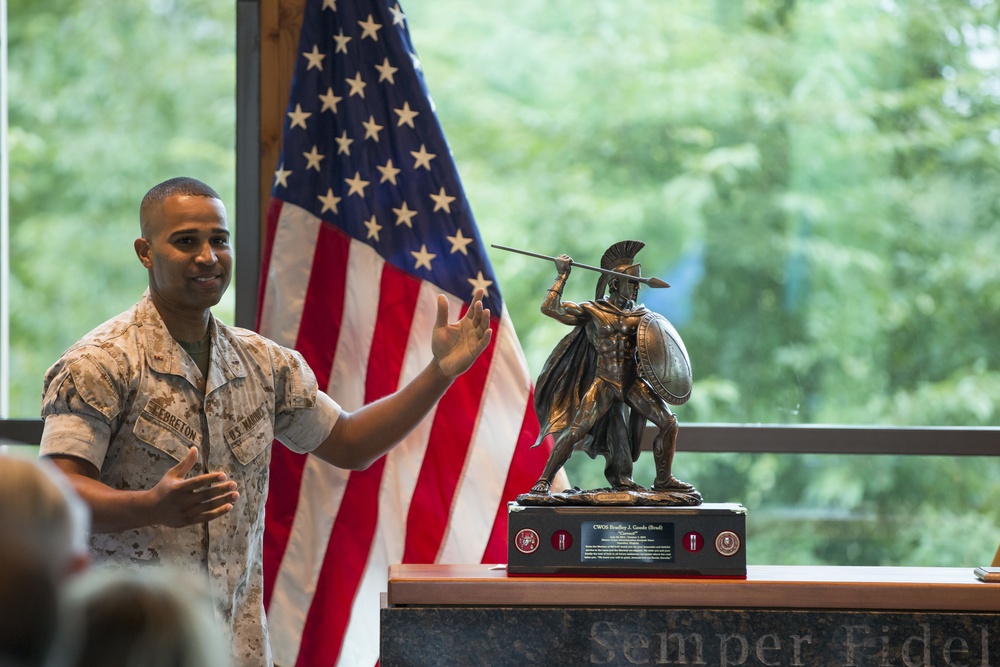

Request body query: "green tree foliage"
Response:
[7, 0, 999, 565]
[409, 0, 1000, 427]
[7, 0, 235, 417]
[407, 0, 1000, 565]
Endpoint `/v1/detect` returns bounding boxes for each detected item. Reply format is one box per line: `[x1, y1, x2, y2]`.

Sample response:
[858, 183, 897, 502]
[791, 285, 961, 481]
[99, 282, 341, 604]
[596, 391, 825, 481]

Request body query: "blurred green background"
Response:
[6, 0, 1000, 566]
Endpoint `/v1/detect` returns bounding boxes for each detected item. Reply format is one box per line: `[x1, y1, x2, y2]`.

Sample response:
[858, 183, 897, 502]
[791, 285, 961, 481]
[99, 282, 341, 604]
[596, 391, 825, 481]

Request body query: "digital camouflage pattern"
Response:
[39, 291, 340, 667]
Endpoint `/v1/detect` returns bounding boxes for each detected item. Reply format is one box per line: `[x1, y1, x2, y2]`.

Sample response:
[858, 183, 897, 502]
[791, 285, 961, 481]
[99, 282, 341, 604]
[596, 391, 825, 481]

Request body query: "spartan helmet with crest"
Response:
[595, 240, 645, 300]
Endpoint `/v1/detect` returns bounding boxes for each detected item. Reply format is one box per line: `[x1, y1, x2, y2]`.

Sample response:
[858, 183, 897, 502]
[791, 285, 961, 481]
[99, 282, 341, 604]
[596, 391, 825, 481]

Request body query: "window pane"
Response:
[556, 448, 1000, 565]
[6, 0, 235, 417]
[677, 451, 1000, 566]
[406, 0, 1000, 566]
[407, 0, 1000, 428]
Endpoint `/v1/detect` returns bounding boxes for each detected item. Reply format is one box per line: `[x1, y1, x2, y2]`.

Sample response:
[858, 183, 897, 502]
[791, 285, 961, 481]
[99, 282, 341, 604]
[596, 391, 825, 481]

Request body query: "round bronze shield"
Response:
[636, 311, 692, 406]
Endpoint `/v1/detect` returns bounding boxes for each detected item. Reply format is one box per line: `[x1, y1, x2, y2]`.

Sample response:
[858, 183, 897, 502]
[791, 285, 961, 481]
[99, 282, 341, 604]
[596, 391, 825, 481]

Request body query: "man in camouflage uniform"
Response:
[39, 177, 492, 666]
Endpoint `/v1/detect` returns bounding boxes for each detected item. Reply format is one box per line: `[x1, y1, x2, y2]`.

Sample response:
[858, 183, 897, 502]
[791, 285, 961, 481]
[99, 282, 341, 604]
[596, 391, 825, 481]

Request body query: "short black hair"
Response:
[139, 177, 221, 235]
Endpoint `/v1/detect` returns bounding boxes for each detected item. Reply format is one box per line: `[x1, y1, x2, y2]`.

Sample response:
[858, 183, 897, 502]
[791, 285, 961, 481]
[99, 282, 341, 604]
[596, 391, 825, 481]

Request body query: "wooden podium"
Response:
[381, 564, 1000, 666]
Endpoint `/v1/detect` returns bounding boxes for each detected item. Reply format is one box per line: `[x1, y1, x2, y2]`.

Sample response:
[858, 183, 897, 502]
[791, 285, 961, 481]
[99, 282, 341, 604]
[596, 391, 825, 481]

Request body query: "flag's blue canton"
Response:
[273, 0, 502, 314]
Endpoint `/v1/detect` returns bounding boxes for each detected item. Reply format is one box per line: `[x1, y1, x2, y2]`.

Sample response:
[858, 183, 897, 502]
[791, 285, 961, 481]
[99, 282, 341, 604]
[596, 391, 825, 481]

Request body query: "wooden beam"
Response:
[259, 0, 306, 237]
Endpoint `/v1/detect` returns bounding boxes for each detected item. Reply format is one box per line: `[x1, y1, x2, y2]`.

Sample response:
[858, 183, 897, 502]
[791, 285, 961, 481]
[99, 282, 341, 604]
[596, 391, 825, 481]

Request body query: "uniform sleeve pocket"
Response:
[69, 353, 123, 421]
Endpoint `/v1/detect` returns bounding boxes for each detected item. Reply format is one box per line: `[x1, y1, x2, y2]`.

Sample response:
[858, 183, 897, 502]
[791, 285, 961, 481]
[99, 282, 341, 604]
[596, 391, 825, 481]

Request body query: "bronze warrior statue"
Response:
[527, 240, 699, 502]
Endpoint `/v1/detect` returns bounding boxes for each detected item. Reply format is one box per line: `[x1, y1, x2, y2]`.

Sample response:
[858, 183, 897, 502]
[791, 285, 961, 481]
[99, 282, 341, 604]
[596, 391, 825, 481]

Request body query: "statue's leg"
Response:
[530, 428, 581, 494]
[650, 414, 687, 491]
[628, 382, 694, 492]
[532, 381, 612, 494]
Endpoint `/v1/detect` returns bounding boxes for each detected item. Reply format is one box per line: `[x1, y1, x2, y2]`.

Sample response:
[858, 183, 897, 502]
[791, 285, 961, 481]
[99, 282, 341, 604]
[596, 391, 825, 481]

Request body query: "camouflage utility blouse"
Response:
[40, 291, 341, 666]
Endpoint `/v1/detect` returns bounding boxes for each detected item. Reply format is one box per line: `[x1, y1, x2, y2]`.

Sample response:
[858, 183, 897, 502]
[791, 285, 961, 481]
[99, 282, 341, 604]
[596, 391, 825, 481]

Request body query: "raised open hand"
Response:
[431, 289, 493, 380]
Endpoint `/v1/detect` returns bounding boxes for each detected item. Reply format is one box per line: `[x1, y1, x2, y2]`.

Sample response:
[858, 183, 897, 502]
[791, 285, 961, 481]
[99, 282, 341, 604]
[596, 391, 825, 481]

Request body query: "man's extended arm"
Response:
[310, 290, 492, 470]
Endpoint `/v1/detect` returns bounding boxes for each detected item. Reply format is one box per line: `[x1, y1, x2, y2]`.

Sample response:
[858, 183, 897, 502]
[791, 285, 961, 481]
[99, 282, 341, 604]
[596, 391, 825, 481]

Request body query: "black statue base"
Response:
[507, 502, 746, 577]
[516, 485, 703, 506]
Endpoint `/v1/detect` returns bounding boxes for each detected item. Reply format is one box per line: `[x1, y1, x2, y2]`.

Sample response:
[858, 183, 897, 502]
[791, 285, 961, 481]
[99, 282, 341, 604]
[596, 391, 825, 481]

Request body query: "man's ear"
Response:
[134, 237, 152, 269]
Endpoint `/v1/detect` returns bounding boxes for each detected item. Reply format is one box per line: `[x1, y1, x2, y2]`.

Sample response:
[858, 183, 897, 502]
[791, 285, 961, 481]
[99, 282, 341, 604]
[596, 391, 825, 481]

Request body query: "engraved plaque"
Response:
[580, 522, 674, 563]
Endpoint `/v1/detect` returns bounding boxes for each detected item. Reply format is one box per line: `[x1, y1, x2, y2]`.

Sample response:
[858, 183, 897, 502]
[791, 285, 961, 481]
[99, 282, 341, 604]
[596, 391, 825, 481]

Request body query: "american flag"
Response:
[255, 1, 562, 665]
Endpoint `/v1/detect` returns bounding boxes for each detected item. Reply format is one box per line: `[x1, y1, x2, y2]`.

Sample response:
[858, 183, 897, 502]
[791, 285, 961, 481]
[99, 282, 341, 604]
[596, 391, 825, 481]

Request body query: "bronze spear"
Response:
[491, 244, 671, 288]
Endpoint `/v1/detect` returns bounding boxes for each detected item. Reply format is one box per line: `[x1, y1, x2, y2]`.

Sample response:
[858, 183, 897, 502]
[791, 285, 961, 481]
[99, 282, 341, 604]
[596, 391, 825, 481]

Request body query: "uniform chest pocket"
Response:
[225, 402, 272, 466]
[133, 404, 202, 462]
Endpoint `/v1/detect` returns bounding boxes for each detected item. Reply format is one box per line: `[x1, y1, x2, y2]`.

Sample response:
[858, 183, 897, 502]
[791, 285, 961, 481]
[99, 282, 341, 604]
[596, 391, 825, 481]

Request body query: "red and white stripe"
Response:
[257, 199, 560, 666]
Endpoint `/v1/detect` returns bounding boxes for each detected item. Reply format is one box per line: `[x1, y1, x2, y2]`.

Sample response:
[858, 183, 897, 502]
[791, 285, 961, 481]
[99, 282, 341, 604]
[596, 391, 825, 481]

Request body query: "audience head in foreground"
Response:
[0, 452, 90, 579]
[63, 567, 231, 667]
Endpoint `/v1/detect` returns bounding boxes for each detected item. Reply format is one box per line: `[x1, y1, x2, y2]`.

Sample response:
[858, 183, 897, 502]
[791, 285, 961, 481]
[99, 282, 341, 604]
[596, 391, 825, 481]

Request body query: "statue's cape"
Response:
[532, 300, 647, 463]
